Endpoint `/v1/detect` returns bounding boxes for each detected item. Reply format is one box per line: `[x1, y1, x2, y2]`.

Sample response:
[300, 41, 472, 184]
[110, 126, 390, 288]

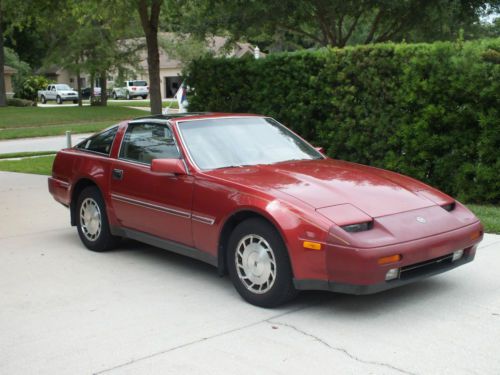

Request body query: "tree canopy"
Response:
[164, 0, 500, 50]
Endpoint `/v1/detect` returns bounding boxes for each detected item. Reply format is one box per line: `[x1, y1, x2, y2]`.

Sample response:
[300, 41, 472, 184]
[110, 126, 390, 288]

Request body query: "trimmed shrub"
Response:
[186, 39, 500, 204]
[7, 98, 36, 107]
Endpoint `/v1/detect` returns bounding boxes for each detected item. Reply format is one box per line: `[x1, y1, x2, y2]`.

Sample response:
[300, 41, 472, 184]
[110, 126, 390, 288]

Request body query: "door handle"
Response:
[112, 169, 123, 180]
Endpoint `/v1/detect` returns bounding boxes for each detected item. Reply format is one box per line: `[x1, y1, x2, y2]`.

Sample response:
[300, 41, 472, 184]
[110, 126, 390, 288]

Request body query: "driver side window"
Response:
[119, 123, 180, 165]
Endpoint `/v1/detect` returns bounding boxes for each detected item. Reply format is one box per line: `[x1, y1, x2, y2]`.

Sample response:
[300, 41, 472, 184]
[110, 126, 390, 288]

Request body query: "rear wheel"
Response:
[125, 91, 131, 100]
[40, 95, 46, 104]
[112, 92, 117, 100]
[228, 218, 297, 307]
[142, 95, 148, 99]
[76, 186, 119, 252]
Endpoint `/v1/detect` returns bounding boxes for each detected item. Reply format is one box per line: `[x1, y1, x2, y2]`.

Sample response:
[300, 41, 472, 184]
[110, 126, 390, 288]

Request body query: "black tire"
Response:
[56, 96, 62, 104]
[112, 92, 117, 100]
[142, 95, 148, 99]
[76, 186, 119, 252]
[227, 218, 297, 307]
[40, 95, 46, 104]
[125, 91, 130, 100]
[73, 100, 78, 104]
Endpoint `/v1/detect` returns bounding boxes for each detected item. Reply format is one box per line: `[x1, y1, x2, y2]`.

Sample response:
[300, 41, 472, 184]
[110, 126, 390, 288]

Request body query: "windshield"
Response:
[55, 84, 71, 90]
[178, 117, 323, 170]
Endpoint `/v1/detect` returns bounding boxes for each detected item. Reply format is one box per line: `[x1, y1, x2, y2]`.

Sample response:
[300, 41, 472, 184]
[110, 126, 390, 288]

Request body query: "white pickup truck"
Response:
[38, 84, 79, 104]
[111, 80, 149, 100]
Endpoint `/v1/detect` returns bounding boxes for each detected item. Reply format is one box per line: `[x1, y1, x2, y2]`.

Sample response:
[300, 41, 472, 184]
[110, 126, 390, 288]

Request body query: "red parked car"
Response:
[49, 113, 483, 307]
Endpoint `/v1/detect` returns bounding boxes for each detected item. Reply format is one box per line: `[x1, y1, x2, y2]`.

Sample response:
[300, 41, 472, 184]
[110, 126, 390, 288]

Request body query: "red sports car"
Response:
[49, 113, 483, 307]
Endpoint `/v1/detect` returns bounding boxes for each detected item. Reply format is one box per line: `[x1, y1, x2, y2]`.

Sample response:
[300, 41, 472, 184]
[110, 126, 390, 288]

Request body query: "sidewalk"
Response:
[0, 133, 93, 154]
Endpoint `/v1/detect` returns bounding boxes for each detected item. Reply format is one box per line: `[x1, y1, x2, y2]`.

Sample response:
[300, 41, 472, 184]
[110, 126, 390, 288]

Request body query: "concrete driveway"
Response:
[1, 171, 499, 375]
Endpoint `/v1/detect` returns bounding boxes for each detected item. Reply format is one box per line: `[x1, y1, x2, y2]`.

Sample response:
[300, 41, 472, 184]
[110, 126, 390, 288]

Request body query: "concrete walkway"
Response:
[1, 171, 499, 374]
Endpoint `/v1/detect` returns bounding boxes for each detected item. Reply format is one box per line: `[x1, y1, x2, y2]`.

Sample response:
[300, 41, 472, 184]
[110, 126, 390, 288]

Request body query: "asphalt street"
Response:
[1, 171, 499, 375]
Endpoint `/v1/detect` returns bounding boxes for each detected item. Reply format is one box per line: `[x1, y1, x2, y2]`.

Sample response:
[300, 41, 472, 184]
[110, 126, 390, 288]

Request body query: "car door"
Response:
[109, 121, 195, 246]
[47, 85, 55, 100]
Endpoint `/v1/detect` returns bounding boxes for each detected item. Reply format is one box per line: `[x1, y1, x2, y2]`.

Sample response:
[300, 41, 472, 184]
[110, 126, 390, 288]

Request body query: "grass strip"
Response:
[0, 151, 57, 159]
[0, 122, 111, 140]
[468, 204, 500, 234]
[0, 106, 145, 129]
[0, 155, 55, 175]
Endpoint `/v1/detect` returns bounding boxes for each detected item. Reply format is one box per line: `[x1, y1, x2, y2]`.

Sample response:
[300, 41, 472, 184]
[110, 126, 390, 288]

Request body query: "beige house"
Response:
[38, 35, 262, 98]
[3, 65, 17, 98]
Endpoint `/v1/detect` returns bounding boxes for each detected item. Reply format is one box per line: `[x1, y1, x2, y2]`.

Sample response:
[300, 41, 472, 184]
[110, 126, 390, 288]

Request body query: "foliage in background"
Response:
[165, 0, 500, 51]
[3, 47, 31, 95]
[187, 38, 500, 204]
[15, 75, 50, 101]
[159, 33, 212, 65]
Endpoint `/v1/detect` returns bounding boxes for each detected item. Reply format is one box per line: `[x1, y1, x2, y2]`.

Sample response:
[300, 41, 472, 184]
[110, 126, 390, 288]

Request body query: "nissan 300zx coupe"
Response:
[48, 113, 483, 307]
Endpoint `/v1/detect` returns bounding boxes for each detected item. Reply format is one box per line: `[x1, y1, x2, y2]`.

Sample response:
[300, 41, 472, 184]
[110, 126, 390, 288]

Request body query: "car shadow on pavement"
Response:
[90, 237, 458, 314]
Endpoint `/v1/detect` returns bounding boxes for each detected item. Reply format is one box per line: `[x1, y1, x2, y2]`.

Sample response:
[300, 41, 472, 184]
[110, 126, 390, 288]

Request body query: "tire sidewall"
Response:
[76, 186, 116, 252]
[228, 218, 296, 307]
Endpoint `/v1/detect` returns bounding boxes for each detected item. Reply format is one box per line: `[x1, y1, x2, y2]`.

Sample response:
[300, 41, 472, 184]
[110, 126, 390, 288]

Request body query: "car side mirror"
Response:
[315, 146, 325, 154]
[151, 159, 186, 175]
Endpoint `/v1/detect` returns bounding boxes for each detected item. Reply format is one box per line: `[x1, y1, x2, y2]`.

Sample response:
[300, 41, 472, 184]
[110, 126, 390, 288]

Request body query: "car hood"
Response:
[60, 90, 77, 94]
[205, 159, 452, 218]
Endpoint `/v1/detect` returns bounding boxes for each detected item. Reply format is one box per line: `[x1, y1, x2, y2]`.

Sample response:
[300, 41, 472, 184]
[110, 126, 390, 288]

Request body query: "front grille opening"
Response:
[399, 253, 454, 280]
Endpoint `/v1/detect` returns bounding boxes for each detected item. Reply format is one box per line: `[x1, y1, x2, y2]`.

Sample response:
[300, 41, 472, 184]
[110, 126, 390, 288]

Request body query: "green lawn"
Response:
[0, 106, 146, 139]
[0, 155, 55, 175]
[0, 151, 56, 159]
[468, 204, 500, 234]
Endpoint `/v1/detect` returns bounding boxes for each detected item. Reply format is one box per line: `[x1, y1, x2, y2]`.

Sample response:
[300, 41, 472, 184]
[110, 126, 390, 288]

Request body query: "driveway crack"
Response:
[93, 304, 315, 375]
[268, 320, 416, 375]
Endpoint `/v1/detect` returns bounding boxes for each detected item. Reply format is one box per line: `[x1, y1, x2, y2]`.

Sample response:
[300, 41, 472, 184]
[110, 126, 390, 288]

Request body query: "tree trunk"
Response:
[100, 70, 107, 106]
[138, 0, 162, 115]
[90, 73, 95, 105]
[76, 70, 82, 107]
[0, 9, 7, 107]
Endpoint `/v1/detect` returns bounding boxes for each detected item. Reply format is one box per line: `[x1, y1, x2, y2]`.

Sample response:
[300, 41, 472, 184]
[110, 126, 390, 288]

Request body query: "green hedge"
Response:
[186, 39, 500, 204]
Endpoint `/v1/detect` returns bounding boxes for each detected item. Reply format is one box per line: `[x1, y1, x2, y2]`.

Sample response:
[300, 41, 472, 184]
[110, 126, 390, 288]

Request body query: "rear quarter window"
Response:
[76, 127, 118, 156]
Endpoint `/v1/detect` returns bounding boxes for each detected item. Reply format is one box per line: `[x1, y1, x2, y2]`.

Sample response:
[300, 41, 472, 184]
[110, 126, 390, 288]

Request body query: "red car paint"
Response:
[49, 113, 483, 294]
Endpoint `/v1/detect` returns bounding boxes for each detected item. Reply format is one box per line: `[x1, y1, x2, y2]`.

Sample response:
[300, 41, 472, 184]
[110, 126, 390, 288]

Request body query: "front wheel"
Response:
[228, 218, 297, 307]
[56, 96, 62, 104]
[76, 186, 119, 252]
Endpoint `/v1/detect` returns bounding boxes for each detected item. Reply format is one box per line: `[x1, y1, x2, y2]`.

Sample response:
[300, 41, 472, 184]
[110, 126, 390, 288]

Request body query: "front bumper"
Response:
[294, 221, 482, 295]
[294, 249, 475, 294]
[61, 95, 78, 101]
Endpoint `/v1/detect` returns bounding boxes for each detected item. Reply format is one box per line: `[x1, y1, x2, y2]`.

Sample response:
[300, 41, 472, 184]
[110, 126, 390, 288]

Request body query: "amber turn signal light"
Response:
[378, 254, 401, 265]
[470, 231, 482, 240]
[303, 241, 322, 250]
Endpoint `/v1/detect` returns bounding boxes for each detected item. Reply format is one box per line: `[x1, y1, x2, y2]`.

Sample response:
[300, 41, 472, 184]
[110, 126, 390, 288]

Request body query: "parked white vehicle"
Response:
[38, 84, 79, 104]
[111, 80, 149, 100]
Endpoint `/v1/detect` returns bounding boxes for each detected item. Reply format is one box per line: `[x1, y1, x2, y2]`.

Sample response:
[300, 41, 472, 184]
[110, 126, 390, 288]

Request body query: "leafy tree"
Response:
[0, 0, 55, 106]
[164, 0, 500, 50]
[43, 0, 142, 106]
[3, 47, 31, 95]
[159, 33, 212, 65]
